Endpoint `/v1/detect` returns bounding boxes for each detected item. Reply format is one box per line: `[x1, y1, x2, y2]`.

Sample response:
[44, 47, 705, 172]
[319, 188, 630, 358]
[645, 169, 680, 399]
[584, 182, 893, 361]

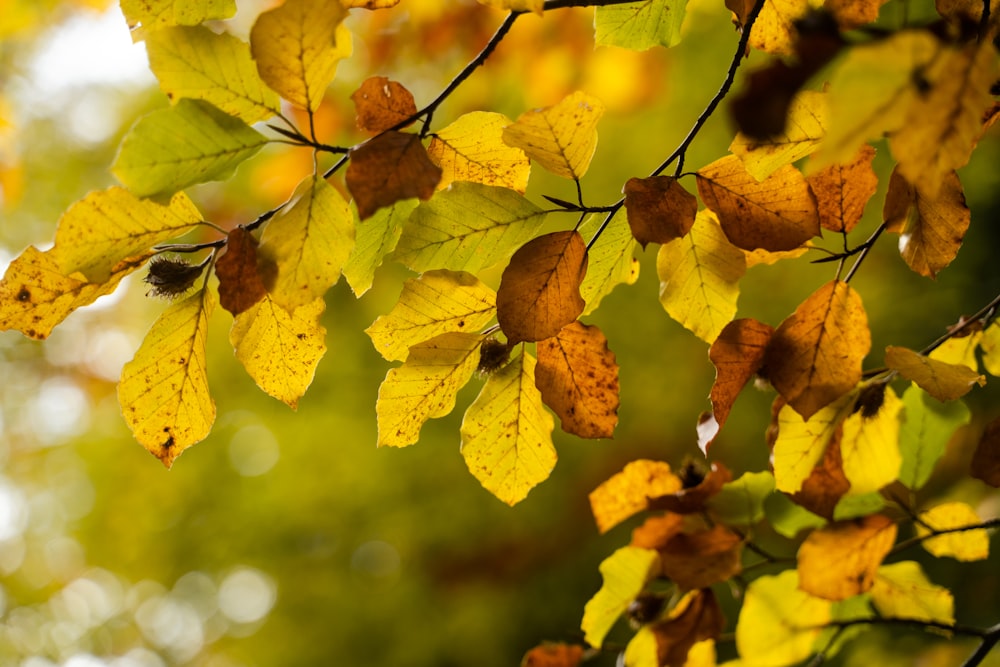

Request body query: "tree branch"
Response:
[962, 622, 1000, 667]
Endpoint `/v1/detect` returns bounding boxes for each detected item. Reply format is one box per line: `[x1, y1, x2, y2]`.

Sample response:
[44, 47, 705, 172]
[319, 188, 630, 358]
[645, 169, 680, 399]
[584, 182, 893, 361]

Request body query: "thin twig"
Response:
[961, 622, 1000, 667]
[890, 517, 1000, 555]
[842, 221, 887, 282]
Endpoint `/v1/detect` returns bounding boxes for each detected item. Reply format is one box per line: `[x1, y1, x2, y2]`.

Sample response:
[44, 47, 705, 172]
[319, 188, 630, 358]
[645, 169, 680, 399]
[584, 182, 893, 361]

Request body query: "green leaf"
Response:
[898, 384, 971, 490]
[706, 471, 775, 526]
[391, 182, 547, 274]
[343, 199, 419, 297]
[832, 492, 886, 521]
[578, 212, 639, 315]
[113, 99, 267, 197]
[580, 546, 660, 648]
[120, 0, 236, 32]
[594, 0, 688, 50]
[146, 25, 281, 124]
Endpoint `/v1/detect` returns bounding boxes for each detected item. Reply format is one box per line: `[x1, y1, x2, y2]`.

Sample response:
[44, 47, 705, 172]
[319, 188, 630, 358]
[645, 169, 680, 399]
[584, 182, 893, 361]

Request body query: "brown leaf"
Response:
[707, 319, 775, 448]
[659, 525, 743, 591]
[346, 131, 442, 219]
[647, 463, 732, 514]
[764, 280, 870, 420]
[647, 589, 726, 667]
[789, 433, 849, 520]
[971, 417, 1000, 487]
[215, 227, 268, 316]
[496, 231, 588, 345]
[535, 321, 619, 439]
[797, 514, 897, 600]
[520, 643, 585, 667]
[623, 176, 697, 248]
[351, 76, 417, 133]
[826, 0, 889, 29]
[883, 168, 970, 279]
[697, 155, 820, 251]
[885, 345, 985, 401]
[806, 144, 878, 234]
[631, 513, 685, 550]
[590, 460, 682, 534]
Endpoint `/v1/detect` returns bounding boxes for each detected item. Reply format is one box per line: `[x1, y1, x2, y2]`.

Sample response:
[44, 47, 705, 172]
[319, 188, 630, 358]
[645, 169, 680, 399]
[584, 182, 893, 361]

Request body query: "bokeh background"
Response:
[1, 1, 999, 666]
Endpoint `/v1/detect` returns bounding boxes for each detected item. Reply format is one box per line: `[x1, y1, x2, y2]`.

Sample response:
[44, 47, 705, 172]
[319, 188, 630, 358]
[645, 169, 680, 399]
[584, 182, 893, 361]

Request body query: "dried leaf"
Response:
[736, 571, 831, 666]
[589, 460, 682, 534]
[658, 525, 743, 591]
[806, 144, 878, 234]
[502, 91, 604, 180]
[346, 131, 442, 219]
[706, 318, 774, 447]
[351, 76, 417, 133]
[623, 175, 697, 248]
[886, 345, 985, 401]
[797, 514, 897, 600]
[520, 643, 585, 667]
[428, 111, 530, 193]
[581, 546, 661, 648]
[790, 435, 850, 520]
[917, 502, 990, 561]
[970, 416, 1000, 487]
[647, 462, 732, 515]
[636, 590, 725, 667]
[216, 227, 268, 316]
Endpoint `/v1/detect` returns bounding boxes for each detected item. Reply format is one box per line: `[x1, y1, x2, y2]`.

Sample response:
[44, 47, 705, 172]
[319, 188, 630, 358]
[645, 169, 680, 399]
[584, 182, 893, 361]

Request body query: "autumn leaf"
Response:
[789, 435, 850, 520]
[0, 247, 150, 340]
[883, 168, 971, 279]
[427, 111, 531, 193]
[797, 514, 897, 600]
[594, 0, 688, 50]
[502, 91, 605, 180]
[52, 187, 201, 282]
[391, 182, 546, 274]
[764, 280, 870, 420]
[872, 561, 955, 625]
[215, 227, 269, 317]
[658, 525, 743, 591]
[520, 643, 584, 667]
[917, 502, 990, 561]
[743, 0, 807, 56]
[771, 391, 856, 494]
[980, 322, 1000, 376]
[623, 175, 697, 248]
[145, 25, 281, 123]
[535, 321, 619, 439]
[578, 212, 639, 315]
[376, 331, 482, 448]
[346, 131, 442, 220]
[351, 76, 416, 133]
[230, 295, 326, 409]
[366, 269, 496, 362]
[970, 416, 1000, 487]
[730, 90, 827, 181]
[657, 209, 746, 343]
[343, 198, 418, 297]
[581, 546, 661, 648]
[120, 0, 235, 32]
[460, 352, 556, 505]
[259, 175, 355, 311]
[839, 385, 903, 495]
[705, 471, 775, 526]
[118, 288, 215, 468]
[806, 144, 878, 234]
[706, 318, 774, 447]
[250, 0, 349, 112]
[886, 345, 985, 401]
[929, 330, 982, 371]
[496, 230, 588, 345]
[647, 462, 732, 515]
[625, 590, 724, 667]
[113, 99, 268, 198]
[589, 460, 682, 534]
[697, 155, 819, 252]
[478, 0, 545, 14]
[899, 384, 970, 490]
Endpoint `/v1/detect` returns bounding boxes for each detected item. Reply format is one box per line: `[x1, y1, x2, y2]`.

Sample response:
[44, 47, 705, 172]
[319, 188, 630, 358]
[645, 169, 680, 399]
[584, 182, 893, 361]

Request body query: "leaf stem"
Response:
[842, 221, 888, 283]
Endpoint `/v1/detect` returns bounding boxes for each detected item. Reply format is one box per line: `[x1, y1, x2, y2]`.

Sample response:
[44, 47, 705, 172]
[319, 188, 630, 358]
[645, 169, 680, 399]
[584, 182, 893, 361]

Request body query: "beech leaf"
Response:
[658, 525, 743, 591]
[346, 131, 442, 220]
[917, 502, 990, 561]
[120, 0, 235, 32]
[215, 227, 269, 317]
[594, 0, 688, 50]
[899, 384, 971, 490]
[626, 590, 724, 667]
[736, 571, 832, 666]
[743, 0, 807, 56]
[730, 90, 827, 181]
[502, 91, 604, 180]
[623, 175, 697, 248]
[521, 643, 585, 667]
[839, 386, 903, 495]
[579, 212, 639, 315]
[797, 514, 897, 600]
[343, 199, 418, 297]
[886, 345, 985, 401]
[806, 144, 878, 234]
[427, 111, 531, 193]
[872, 561, 955, 625]
[790, 434, 850, 520]
[772, 391, 856, 494]
[705, 471, 775, 526]
[707, 318, 774, 446]
[581, 546, 661, 648]
[589, 460, 682, 534]
[351, 76, 417, 133]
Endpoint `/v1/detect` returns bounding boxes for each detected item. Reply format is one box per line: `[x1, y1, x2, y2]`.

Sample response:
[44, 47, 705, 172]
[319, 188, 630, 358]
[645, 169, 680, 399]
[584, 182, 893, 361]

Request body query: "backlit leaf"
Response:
[840, 386, 903, 495]
[657, 209, 746, 343]
[765, 280, 870, 419]
[594, 0, 688, 50]
[623, 175, 697, 248]
[647, 462, 731, 515]
[744, 0, 807, 56]
[581, 546, 661, 648]
[478, 0, 545, 14]
[697, 155, 819, 252]
[798, 514, 897, 600]
[118, 288, 215, 468]
[496, 230, 588, 345]
[53, 187, 201, 282]
[146, 25, 281, 123]
[707, 318, 774, 447]
[627, 590, 724, 667]
[260, 176, 355, 311]
[250, 0, 349, 111]
[343, 198, 418, 297]
[980, 322, 1000, 376]
[730, 90, 827, 181]
[428, 111, 531, 193]
[579, 212, 639, 315]
[971, 417, 1000, 487]
[736, 570, 831, 666]
[120, 0, 235, 31]
[886, 345, 985, 402]
[460, 352, 556, 505]
[521, 643, 585, 667]
[772, 391, 856, 494]
[230, 295, 326, 409]
[806, 144, 878, 234]
[535, 321, 619, 439]
[917, 502, 990, 561]
[899, 384, 970, 490]
[883, 168, 971, 279]
[589, 460, 682, 534]
[790, 434, 850, 520]
[376, 331, 482, 448]
[215, 227, 269, 317]
[928, 331, 981, 371]
[366, 269, 496, 362]
[502, 91, 605, 180]
[872, 561, 954, 625]
[705, 471, 775, 526]
[112, 99, 267, 198]
[0, 247, 149, 340]
[351, 76, 416, 133]
[391, 182, 546, 274]
[658, 525, 743, 591]
[346, 131, 442, 220]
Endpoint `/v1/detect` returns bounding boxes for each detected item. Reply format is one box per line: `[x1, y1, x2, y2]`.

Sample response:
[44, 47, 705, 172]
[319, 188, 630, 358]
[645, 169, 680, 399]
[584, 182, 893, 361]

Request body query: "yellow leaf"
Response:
[230, 295, 326, 409]
[581, 546, 660, 648]
[772, 391, 856, 494]
[365, 269, 496, 362]
[928, 331, 982, 372]
[589, 460, 682, 534]
[745, 0, 808, 56]
[917, 502, 990, 561]
[428, 111, 531, 193]
[839, 386, 902, 494]
[872, 561, 954, 624]
[260, 176, 355, 311]
[736, 570, 831, 666]
[341, 0, 400, 7]
[797, 514, 897, 600]
[53, 187, 201, 282]
[0, 247, 149, 340]
[502, 91, 605, 180]
[885, 345, 985, 402]
[579, 212, 639, 315]
[478, 0, 544, 15]
[118, 288, 216, 468]
[460, 352, 556, 505]
[250, 0, 350, 111]
[657, 209, 746, 343]
[120, 0, 235, 32]
[730, 90, 827, 181]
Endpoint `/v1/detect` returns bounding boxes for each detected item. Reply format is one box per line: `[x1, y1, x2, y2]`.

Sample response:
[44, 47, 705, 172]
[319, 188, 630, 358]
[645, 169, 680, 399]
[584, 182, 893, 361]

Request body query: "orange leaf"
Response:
[351, 76, 416, 133]
[789, 433, 849, 520]
[764, 280, 870, 420]
[496, 231, 588, 345]
[697, 155, 819, 251]
[659, 524, 743, 591]
[623, 176, 697, 248]
[535, 321, 619, 439]
[706, 318, 774, 448]
[806, 144, 878, 234]
[521, 643, 585, 667]
[885, 345, 985, 401]
[589, 460, 682, 534]
[346, 131, 442, 219]
[645, 590, 726, 667]
[647, 462, 732, 515]
[970, 416, 1000, 487]
[797, 514, 897, 600]
[215, 227, 269, 316]
[883, 168, 970, 278]
[631, 513, 684, 550]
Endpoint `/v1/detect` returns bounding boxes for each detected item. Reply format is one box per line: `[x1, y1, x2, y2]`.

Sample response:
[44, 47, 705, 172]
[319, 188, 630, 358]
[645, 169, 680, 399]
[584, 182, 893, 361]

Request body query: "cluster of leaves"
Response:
[1, 0, 1000, 665]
